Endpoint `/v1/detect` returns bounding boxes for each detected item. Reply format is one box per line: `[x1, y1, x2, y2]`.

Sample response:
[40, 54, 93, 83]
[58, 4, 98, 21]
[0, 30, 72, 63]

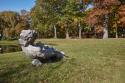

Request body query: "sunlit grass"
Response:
[0, 39, 125, 83]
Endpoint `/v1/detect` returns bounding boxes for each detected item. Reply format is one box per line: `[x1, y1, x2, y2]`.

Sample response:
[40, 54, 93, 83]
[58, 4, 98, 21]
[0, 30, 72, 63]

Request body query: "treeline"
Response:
[86, 0, 125, 39]
[0, 10, 30, 40]
[0, 0, 125, 40]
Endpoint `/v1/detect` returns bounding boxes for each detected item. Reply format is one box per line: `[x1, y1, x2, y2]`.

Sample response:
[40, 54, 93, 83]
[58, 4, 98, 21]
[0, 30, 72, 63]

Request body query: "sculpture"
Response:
[19, 29, 65, 66]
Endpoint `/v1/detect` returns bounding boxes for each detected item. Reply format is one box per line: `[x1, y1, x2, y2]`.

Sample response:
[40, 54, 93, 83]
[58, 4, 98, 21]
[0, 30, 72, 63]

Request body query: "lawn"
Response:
[0, 39, 125, 83]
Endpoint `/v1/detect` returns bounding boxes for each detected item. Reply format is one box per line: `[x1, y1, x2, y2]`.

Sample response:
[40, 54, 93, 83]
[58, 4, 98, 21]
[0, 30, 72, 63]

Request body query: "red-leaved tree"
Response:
[86, 0, 120, 39]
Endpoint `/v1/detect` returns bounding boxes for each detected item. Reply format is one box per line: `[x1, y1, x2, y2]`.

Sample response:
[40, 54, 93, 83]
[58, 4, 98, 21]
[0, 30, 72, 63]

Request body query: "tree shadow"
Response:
[0, 64, 29, 83]
[46, 43, 58, 46]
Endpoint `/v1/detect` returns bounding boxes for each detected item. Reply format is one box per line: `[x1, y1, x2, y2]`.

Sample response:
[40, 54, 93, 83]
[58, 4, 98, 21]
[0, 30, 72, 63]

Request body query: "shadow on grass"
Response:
[46, 43, 58, 46]
[0, 64, 29, 83]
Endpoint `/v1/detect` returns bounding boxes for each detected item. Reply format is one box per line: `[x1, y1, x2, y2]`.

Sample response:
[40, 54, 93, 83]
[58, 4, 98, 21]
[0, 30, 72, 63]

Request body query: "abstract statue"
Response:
[19, 29, 65, 66]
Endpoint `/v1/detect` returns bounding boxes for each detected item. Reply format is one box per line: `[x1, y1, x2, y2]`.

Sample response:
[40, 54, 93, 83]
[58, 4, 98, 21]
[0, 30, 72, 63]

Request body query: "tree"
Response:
[0, 11, 19, 39]
[31, 0, 92, 38]
[75, 0, 92, 38]
[0, 16, 5, 39]
[59, 0, 89, 39]
[31, 0, 67, 38]
[86, 0, 120, 39]
[117, 4, 125, 37]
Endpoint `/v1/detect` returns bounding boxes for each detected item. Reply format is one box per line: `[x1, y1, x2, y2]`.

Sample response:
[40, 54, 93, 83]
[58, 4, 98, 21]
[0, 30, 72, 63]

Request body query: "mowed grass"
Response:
[0, 39, 125, 83]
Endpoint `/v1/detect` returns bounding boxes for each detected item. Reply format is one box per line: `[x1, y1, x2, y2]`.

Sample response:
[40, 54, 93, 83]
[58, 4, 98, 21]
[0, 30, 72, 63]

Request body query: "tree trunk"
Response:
[115, 23, 118, 38]
[103, 27, 108, 39]
[66, 28, 69, 39]
[103, 14, 109, 39]
[78, 22, 82, 39]
[54, 25, 57, 38]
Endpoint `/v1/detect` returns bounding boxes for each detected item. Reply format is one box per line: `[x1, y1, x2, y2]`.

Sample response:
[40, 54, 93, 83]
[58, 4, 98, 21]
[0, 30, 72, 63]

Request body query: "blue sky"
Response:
[0, 0, 93, 12]
[0, 0, 35, 12]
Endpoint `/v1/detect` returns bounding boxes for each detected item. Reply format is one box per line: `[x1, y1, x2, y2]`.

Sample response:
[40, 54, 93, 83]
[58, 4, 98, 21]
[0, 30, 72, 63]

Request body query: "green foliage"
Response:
[30, 0, 90, 38]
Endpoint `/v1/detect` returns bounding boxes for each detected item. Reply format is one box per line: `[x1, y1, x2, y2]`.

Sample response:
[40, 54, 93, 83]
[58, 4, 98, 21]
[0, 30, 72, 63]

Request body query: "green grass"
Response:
[0, 39, 125, 83]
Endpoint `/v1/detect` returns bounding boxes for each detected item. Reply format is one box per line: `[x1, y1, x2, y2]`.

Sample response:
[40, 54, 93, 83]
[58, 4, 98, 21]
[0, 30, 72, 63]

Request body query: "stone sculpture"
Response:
[19, 29, 65, 66]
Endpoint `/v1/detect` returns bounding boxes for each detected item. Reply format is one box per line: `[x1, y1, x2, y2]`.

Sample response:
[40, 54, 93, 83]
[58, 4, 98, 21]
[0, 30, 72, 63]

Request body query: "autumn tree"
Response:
[116, 0, 125, 37]
[15, 10, 30, 36]
[86, 0, 120, 39]
[0, 11, 20, 39]
[0, 16, 5, 39]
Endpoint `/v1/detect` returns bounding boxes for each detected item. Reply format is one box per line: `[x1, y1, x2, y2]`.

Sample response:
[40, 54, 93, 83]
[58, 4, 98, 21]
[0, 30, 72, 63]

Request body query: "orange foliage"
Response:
[118, 5, 125, 27]
[94, 0, 120, 7]
[86, 8, 107, 26]
[94, 25, 104, 33]
[83, 0, 89, 4]
[86, 0, 120, 26]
